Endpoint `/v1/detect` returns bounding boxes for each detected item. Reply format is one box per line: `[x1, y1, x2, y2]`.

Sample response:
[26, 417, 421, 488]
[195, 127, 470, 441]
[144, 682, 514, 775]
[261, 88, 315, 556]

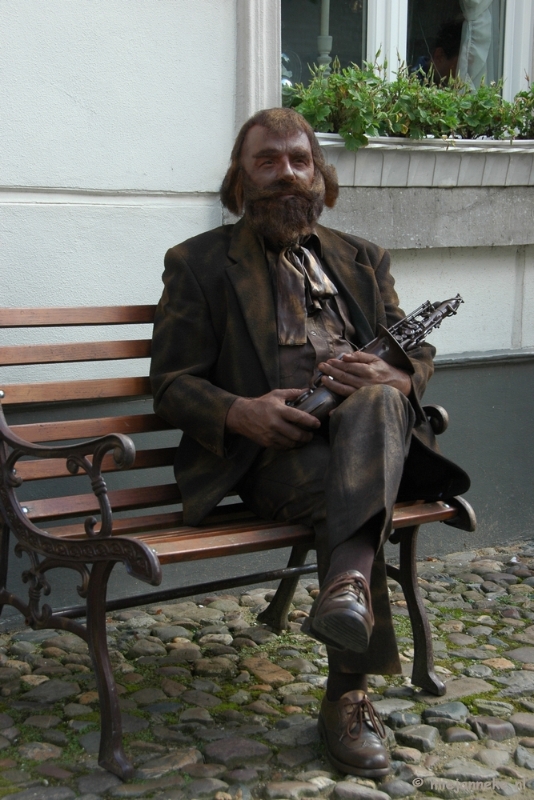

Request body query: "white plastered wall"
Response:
[389, 245, 534, 358]
[0, 0, 237, 310]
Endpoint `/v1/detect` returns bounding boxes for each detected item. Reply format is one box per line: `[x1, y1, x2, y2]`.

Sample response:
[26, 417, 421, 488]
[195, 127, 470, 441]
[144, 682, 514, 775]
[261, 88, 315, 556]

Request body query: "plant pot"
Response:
[316, 133, 534, 188]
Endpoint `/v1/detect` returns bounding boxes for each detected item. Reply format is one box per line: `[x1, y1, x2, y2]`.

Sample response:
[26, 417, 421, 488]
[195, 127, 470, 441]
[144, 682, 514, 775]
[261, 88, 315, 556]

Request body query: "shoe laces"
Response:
[325, 570, 374, 624]
[343, 694, 386, 742]
[323, 571, 374, 625]
[346, 576, 370, 609]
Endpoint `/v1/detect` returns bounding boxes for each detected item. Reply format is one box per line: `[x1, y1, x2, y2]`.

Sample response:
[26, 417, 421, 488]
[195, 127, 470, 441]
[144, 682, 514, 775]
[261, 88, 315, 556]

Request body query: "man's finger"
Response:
[280, 403, 321, 429]
[275, 388, 309, 400]
[332, 351, 379, 365]
[320, 361, 371, 385]
[321, 376, 359, 396]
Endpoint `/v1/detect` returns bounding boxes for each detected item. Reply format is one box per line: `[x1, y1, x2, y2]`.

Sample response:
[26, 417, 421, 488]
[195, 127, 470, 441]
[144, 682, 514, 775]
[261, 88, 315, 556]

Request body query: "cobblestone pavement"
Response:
[3, 544, 534, 799]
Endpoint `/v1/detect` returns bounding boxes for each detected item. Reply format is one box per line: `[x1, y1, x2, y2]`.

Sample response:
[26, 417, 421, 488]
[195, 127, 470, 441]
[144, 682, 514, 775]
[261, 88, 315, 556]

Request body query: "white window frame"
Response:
[502, 0, 534, 100]
[366, 0, 408, 82]
[235, 0, 281, 131]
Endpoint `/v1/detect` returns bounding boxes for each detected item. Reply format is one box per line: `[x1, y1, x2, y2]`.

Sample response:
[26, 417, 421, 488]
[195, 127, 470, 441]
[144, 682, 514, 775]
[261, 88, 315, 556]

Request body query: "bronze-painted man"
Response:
[150, 108, 469, 777]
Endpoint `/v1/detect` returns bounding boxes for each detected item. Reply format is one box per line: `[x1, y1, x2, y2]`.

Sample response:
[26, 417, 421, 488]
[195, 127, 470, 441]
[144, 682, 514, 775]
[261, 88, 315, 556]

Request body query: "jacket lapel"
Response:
[317, 225, 377, 346]
[226, 220, 279, 390]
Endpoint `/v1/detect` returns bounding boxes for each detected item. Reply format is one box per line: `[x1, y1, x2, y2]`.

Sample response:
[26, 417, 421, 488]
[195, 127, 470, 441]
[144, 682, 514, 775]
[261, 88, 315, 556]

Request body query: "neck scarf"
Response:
[273, 242, 338, 345]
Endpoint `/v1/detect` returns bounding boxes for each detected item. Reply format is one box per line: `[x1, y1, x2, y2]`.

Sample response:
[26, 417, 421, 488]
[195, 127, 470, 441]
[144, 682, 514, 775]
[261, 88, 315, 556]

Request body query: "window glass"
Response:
[282, 0, 367, 87]
[407, 0, 506, 88]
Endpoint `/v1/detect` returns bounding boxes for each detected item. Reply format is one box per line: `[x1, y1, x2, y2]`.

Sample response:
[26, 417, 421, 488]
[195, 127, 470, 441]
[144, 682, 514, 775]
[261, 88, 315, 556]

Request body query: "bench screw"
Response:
[0, 391, 4, 399]
[21, 507, 28, 514]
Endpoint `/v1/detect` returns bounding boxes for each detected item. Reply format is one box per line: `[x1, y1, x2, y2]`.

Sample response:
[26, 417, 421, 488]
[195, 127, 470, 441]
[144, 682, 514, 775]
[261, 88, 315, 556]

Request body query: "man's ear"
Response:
[221, 166, 244, 216]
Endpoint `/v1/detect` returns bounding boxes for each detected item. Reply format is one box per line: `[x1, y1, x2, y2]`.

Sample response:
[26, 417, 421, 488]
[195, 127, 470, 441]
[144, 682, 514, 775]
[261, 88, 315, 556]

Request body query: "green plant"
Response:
[514, 83, 534, 139]
[284, 60, 532, 149]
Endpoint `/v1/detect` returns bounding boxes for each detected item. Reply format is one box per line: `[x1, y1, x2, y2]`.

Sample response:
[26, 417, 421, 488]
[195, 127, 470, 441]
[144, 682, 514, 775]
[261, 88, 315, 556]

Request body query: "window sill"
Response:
[317, 132, 534, 188]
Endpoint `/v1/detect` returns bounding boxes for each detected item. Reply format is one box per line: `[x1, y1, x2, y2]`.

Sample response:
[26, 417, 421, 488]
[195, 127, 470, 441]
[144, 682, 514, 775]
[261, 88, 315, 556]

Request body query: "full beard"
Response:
[242, 171, 326, 249]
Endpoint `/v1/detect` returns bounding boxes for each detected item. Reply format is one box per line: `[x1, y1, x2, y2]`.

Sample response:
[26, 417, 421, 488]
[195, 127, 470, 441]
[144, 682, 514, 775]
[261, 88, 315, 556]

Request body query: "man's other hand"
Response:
[319, 352, 412, 398]
[226, 389, 321, 449]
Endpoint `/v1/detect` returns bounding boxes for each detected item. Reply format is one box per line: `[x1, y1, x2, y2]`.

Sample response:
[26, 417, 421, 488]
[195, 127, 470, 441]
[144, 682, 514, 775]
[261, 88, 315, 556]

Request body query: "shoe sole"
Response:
[318, 716, 391, 778]
[303, 609, 371, 653]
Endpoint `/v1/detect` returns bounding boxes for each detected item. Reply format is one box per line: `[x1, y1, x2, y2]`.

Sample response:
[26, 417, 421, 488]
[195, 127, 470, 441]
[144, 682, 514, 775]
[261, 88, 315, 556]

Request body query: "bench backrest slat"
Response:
[51, 511, 185, 538]
[11, 413, 171, 443]
[0, 340, 151, 366]
[2, 376, 152, 405]
[25, 483, 181, 523]
[0, 306, 156, 327]
[17, 447, 176, 481]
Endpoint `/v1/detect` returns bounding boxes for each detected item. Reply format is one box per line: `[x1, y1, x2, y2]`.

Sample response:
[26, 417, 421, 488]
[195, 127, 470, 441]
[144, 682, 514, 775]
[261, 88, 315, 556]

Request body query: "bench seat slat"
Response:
[0, 306, 156, 327]
[10, 414, 172, 443]
[45, 500, 457, 565]
[146, 523, 315, 564]
[143, 500, 457, 547]
[390, 500, 457, 527]
[16, 447, 176, 481]
[2, 376, 151, 405]
[38, 498, 456, 544]
[0, 340, 151, 366]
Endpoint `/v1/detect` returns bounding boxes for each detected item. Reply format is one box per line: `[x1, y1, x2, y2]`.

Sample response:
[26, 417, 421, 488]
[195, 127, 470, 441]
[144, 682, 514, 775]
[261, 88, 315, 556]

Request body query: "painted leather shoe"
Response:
[319, 689, 390, 777]
[301, 569, 373, 652]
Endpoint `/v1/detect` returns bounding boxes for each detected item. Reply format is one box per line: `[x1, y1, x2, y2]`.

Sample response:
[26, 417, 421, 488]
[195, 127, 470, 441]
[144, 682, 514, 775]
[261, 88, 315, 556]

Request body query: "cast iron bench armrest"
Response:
[0, 401, 135, 538]
[0, 403, 161, 585]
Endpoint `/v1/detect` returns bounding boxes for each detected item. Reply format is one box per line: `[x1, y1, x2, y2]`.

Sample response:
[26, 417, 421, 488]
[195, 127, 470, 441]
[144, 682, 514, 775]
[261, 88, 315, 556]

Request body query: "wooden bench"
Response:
[0, 305, 476, 780]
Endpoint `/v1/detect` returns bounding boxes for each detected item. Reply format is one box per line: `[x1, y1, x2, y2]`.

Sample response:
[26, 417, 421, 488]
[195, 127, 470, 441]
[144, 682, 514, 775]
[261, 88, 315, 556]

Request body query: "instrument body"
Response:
[288, 295, 463, 421]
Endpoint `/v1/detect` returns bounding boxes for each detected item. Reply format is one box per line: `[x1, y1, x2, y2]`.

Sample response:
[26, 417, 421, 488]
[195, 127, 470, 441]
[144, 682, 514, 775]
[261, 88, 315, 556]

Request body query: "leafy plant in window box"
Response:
[514, 85, 534, 140]
[283, 59, 533, 150]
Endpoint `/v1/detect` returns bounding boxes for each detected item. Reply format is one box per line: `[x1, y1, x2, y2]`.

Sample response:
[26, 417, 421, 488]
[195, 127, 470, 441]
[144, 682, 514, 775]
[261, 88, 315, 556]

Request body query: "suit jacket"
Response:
[150, 218, 470, 525]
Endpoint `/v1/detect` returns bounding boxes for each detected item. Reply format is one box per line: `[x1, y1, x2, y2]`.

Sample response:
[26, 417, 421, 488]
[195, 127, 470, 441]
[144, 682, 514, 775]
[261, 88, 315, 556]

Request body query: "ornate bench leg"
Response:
[86, 560, 133, 780]
[257, 544, 311, 633]
[0, 524, 10, 618]
[396, 526, 446, 696]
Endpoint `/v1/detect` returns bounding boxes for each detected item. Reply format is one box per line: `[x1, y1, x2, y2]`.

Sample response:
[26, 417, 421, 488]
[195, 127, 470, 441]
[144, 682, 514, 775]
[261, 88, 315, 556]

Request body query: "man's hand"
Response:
[226, 389, 321, 449]
[319, 352, 412, 398]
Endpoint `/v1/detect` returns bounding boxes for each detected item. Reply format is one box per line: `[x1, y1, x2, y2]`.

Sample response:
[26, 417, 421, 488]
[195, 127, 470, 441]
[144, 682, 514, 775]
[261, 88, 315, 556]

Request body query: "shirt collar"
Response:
[261, 229, 324, 259]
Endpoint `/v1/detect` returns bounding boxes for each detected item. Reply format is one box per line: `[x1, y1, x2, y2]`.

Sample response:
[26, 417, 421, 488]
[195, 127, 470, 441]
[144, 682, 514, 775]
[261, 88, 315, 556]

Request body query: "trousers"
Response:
[237, 384, 416, 676]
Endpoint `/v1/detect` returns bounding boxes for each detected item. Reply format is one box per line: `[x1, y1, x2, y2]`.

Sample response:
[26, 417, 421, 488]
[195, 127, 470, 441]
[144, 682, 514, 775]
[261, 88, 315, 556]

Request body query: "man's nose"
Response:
[277, 157, 297, 180]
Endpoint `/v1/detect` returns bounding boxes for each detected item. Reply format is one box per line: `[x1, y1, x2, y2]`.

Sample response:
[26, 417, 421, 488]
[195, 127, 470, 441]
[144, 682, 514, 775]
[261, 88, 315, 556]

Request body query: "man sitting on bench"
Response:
[150, 108, 470, 778]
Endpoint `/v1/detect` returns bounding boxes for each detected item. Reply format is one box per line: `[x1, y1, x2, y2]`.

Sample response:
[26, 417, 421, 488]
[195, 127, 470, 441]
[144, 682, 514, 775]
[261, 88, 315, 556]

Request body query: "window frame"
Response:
[502, 1, 534, 100]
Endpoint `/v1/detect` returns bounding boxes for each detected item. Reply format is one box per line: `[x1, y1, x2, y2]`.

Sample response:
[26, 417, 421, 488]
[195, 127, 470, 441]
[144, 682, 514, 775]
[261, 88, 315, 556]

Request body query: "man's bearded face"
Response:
[242, 170, 326, 248]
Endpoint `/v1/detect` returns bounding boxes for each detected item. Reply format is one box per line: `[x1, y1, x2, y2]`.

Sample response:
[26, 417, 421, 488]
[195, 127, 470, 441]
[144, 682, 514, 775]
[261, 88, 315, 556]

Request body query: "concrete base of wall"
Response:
[321, 186, 534, 250]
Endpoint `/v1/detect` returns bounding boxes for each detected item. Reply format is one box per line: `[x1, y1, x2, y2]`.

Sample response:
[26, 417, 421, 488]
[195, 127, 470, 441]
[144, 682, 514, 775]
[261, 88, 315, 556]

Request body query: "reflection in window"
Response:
[407, 0, 506, 88]
[282, 0, 366, 88]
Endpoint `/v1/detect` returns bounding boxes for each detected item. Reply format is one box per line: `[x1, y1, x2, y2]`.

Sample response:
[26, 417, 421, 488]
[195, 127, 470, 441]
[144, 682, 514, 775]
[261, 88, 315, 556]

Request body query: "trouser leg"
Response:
[323, 385, 415, 675]
[324, 384, 416, 552]
[237, 384, 415, 676]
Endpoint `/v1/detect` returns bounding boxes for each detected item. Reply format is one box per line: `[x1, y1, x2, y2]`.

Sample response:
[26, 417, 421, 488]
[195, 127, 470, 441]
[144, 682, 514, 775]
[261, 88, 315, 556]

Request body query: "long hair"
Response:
[220, 108, 339, 216]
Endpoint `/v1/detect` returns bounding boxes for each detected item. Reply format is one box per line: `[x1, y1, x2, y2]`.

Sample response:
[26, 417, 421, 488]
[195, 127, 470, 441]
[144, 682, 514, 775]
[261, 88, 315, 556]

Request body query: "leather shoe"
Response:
[319, 690, 390, 777]
[301, 570, 373, 652]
